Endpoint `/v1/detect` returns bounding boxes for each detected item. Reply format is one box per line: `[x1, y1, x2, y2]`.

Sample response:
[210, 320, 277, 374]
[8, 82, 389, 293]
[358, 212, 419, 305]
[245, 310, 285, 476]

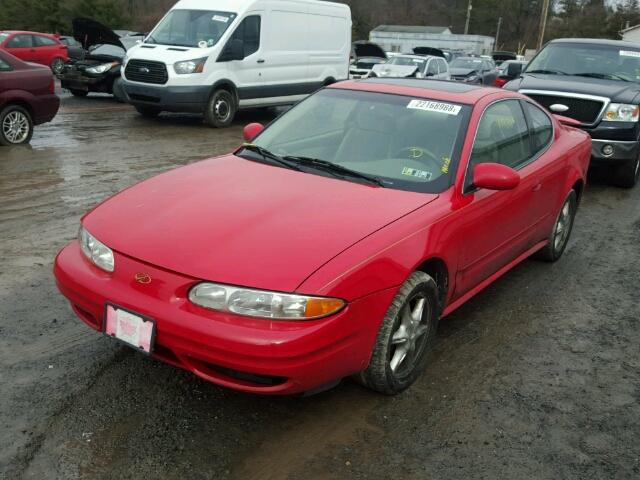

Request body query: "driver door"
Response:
[453, 99, 540, 298]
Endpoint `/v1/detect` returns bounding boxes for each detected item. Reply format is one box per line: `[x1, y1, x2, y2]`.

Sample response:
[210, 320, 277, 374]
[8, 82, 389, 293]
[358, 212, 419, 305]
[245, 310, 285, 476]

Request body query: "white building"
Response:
[369, 25, 495, 55]
[621, 24, 640, 43]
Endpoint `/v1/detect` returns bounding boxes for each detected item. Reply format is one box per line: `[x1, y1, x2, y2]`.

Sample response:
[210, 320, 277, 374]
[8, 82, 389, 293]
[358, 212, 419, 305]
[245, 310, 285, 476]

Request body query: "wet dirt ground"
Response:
[1, 86, 639, 480]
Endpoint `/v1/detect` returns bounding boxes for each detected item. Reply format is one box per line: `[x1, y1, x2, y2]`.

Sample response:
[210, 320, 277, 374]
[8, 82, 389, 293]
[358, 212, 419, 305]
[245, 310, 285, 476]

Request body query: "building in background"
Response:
[621, 24, 640, 42]
[369, 25, 495, 55]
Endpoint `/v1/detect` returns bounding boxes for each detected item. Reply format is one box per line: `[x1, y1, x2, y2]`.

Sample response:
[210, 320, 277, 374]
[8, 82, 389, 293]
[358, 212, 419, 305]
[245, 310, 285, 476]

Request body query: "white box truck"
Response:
[119, 0, 352, 127]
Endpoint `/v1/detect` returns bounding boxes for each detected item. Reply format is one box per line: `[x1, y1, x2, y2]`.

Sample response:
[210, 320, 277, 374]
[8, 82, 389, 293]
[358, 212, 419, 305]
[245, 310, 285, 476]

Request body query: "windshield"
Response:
[451, 58, 484, 69]
[250, 89, 470, 193]
[89, 44, 126, 57]
[146, 9, 236, 48]
[526, 42, 640, 83]
[388, 56, 427, 69]
[0, 33, 8, 44]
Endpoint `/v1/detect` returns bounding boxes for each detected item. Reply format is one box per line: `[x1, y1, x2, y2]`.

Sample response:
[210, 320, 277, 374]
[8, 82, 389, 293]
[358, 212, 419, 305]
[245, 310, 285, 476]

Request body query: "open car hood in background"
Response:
[413, 47, 445, 58]
[73, 18, 125, 50]
[353, 42, 387, 59]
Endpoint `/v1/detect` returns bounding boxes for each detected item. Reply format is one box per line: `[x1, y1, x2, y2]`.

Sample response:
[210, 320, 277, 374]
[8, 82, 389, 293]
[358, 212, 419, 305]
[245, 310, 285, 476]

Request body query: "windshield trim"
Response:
[250, 87, 472, 194]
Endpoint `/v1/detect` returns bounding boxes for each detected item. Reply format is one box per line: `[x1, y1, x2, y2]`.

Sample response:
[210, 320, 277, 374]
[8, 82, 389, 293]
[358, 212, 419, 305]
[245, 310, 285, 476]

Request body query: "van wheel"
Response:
[612, 154, 640, 189]
[354, 271, 439, 395]
[0, 105, 33, 146]
[205, 89, 236, 128]
[135, 106, 161, 118]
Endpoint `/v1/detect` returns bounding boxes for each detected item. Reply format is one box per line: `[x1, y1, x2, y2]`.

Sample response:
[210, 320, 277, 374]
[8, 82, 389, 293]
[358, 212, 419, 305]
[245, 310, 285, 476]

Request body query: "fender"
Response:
[209, 79, 239, 105]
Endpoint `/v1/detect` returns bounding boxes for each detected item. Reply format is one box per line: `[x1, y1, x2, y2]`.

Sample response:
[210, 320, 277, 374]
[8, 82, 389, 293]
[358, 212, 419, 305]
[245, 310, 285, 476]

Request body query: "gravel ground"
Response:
[1, 87, 639, 480]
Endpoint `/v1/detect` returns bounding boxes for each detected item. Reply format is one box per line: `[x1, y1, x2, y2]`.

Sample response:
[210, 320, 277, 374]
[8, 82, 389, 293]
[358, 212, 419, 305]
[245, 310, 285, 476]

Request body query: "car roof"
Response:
[329, 78, 511, 105]
[550, 38, 640, 49]
[1, 30, 54, 36]
[393, 54, 436, 60]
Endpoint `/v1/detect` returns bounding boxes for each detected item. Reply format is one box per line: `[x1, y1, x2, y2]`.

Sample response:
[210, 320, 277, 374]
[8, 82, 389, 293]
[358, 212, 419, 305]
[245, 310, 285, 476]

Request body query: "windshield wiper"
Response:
[575, 72, 629, 82]
[526, 69, 568, 75]
[236, 144, 302, 171]
[282, 156, 384, 187]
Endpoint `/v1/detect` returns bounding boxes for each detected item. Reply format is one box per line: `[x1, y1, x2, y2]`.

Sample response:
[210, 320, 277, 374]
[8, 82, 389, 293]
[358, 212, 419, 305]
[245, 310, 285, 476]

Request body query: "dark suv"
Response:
[505, 38, 640, 188]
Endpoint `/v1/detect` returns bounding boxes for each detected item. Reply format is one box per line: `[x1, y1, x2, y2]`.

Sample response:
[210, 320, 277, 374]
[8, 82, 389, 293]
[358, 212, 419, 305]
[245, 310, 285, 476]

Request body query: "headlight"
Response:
[189, 283, 345, 320]
[603, 103, 640, 122]
[174, 57, 207, 75]
[79, 226, 114, 272]
[465, 72, 479, 82]
[86, 62, 119, 74]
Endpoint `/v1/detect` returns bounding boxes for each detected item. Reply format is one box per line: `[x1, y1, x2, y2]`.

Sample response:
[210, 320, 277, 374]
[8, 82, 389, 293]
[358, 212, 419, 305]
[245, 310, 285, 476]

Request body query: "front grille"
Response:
[524, 93, 605, 125]
[125, 59, 168, 85]
[356, 61, 378, 70]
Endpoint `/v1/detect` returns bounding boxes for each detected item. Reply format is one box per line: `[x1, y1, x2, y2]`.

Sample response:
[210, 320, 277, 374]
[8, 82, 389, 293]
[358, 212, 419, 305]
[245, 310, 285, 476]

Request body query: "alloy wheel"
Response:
[2, 110, 30, 144]
[553, 200, 573, 253]
[389, 293, 431, 376]
[52, 58, 64, 74]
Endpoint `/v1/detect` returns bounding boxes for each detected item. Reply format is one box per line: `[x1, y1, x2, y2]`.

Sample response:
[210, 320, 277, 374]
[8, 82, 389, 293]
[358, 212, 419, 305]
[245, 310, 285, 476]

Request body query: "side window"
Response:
[34, 35, 57, 47]
[523, 102, 553, 155]
[438, 59, 448, 74]
[469, 100, 532, 175]
[426, 60, 438, 77]
[7, 35, 33, 48]
[229, 15, 261, 57]
[0, 58, 12, 71]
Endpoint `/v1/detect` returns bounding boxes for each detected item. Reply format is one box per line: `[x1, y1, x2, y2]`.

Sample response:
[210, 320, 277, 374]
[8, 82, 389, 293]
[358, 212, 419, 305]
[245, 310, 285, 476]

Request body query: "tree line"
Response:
[0, 0, 638, 51]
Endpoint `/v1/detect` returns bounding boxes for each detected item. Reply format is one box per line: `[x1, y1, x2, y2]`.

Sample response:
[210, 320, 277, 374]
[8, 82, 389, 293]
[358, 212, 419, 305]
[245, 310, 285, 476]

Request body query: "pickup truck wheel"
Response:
[612, 154, 640, 189]
[534, 190, 577, 262]
[0, 105, 33, 146]
[69, 89, 88, 98]
[204, 89, 236, 128]
[134, 106, 161, 118]
[51, 57, 65, 75]
[354, 271, 439, 395]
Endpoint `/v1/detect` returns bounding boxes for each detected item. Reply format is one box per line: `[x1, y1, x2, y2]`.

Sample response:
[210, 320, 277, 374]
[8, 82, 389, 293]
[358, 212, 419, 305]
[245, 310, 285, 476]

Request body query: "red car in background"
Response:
[54, 79, 591, 396]
[0, 50, 59, 145]
[0, 30, 69, 74]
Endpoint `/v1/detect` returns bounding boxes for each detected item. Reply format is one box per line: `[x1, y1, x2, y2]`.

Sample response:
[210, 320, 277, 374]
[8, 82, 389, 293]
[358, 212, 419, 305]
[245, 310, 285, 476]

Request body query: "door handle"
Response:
[532, 183, 542, 192]
[257, 59, 265, 64]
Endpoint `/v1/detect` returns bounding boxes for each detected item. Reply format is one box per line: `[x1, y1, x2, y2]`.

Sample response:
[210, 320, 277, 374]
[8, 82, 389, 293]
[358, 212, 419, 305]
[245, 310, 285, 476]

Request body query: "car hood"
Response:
[371, 64, 418, 77]
[450, 67, 476, 76]
[353, 42, 386, 59]
[511, 73, 640, 103]
[83, 156, 438, 292]
[73, 18, 125, 50]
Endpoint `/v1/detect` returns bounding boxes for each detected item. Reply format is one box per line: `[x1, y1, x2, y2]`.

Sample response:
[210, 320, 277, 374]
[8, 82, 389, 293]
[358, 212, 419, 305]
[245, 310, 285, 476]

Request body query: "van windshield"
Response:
[146, 10, 237, 48]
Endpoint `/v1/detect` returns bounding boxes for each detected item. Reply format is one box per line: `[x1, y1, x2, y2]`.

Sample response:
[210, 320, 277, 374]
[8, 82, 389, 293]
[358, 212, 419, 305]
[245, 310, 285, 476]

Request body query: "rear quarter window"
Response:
[523, 102, 553, 154]
[0, 58, 12, 71]
[34, 35, 58, 47]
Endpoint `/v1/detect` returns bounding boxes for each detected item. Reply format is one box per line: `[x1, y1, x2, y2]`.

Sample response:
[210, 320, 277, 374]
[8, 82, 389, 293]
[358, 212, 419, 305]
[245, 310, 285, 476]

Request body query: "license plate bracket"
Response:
[104, 303, 156, 355]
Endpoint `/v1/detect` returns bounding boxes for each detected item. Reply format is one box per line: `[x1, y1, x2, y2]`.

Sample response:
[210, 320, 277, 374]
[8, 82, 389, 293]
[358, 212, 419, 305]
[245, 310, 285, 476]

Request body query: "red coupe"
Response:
[54, 79, 591, 395]
[0, 50, 59, 146]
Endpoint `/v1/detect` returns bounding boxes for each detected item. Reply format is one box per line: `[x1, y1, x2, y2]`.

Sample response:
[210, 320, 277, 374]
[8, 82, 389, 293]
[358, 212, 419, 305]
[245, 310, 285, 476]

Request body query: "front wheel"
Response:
[355, 271, 439, 395]
[612, 154, 639, 189]
[51, 57, 65, 75]
[204, 89, 236, 128]
[534, 190, 577, 262]
[0, 105, 34, 146]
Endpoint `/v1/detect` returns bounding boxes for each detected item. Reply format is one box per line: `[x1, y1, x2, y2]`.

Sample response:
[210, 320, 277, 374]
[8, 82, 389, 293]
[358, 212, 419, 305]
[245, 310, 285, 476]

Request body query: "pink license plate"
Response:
[104, 304, 155, 354]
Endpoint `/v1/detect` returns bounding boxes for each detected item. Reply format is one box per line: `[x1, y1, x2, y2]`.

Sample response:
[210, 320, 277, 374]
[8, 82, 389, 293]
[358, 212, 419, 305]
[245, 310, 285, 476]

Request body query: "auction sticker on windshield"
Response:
[407, 100, 461, 115]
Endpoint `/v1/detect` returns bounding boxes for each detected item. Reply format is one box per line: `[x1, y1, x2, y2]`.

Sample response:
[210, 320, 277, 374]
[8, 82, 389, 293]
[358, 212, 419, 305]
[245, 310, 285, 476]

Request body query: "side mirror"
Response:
[472, 163, 520, 191]
[243, 122, 264, 142]
[219, 38, 244, 62]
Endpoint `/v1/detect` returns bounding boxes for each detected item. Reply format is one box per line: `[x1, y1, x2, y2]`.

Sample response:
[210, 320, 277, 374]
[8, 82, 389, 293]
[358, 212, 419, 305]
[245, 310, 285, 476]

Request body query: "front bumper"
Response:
[60, 71, 115, 93]
[590, 139, 639, 164]
[119, 79, 211, 113]
[54, 241, 394, 395]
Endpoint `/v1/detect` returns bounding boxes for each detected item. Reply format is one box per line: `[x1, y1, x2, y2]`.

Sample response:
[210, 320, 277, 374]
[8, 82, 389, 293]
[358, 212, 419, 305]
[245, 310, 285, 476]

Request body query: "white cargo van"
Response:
[119, 0, 351, 127]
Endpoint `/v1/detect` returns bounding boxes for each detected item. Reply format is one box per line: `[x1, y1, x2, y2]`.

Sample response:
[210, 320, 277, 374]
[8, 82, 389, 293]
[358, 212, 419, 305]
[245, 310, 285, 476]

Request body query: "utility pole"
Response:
[537, 0, 551, 50]
[464, 0, 473, 35]
[495, 16, 503, 50]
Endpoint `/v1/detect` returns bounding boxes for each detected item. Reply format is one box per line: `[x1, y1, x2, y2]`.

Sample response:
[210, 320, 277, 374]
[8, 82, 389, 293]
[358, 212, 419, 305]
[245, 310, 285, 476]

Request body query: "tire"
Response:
[134, 106, 161, 118]
[51, 57, 65, 75]
[204, 89, 236, 128]
[612, 154, 640, 189]
[534, 190, 577, 262]
[0, 105, 34, 146]
[355, 271, 439, 395]
[69, 89, 88, 98]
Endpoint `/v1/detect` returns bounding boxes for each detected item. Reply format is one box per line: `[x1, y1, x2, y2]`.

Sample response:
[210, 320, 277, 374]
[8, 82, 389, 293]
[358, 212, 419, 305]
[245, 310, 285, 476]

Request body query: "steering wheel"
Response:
[393, 146, 443, 170]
